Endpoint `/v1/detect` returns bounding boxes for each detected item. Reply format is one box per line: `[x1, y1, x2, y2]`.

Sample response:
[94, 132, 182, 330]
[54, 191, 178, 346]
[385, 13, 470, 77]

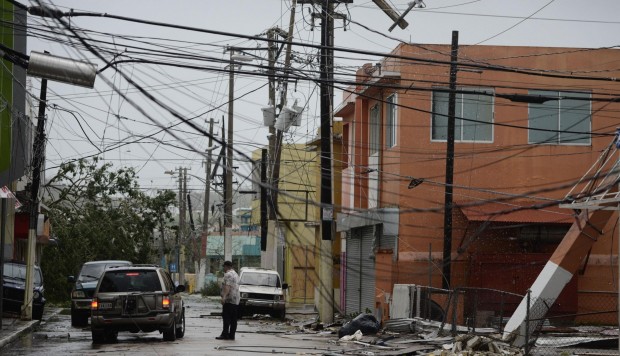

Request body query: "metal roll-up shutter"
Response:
[360, 225, 376, 314]
[345, 229, 361, 315]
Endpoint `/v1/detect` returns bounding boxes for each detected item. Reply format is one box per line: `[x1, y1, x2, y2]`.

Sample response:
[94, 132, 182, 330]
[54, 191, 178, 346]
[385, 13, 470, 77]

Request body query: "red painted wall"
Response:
[338, 44, 620, 323]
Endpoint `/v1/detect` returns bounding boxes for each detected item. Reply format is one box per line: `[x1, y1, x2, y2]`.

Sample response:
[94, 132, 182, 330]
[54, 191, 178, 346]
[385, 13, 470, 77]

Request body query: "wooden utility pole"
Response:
[318, 0, 335, 325]
[174, 167, 187, 285]
[270, 1, 298, 222]
[260, 149, 268, 251]
[442, 31, 459, 290]
[298, 0, 356, 325]
[202, 119, 215, 274]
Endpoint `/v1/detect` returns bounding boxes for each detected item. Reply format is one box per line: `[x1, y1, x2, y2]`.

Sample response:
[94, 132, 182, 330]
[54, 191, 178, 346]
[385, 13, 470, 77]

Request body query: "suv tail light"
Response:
[162, 296, 170, 308]
[91, 298, 98, 310]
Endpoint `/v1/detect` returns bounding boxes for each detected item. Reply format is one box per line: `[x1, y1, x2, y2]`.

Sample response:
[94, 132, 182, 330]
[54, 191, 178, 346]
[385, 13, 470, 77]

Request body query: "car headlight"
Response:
[33, 290, 42, 301]
[274, 295, 281, 301]
[241, 293, 248, 299]
[72, 290, 86, 298]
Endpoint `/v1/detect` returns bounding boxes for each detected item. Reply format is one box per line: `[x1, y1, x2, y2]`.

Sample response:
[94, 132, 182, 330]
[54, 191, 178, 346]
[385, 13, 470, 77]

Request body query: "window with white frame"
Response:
[386, 94, 397, 148]
[432, 88, 494, 142]
[369, 104, 380, 155]
[528, 90, 591, 145]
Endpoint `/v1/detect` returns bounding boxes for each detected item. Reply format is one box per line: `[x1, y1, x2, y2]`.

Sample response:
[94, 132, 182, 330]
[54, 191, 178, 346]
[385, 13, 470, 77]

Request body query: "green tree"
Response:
[40, 158, 177, 302]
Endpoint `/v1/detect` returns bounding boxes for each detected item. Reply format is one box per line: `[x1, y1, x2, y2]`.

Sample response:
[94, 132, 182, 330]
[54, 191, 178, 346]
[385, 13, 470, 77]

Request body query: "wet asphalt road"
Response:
[3, 294, 346, 355]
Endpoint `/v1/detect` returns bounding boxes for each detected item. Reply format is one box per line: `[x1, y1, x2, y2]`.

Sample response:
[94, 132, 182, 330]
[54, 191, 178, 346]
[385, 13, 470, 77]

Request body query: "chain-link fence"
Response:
[390, 285, 618, 355]
[525, 291, 618, 355]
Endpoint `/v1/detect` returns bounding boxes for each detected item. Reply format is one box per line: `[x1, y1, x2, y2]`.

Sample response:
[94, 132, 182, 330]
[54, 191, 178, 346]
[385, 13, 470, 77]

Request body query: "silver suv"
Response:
[90, 265, 185, 343]
[238, 267, 288, 319]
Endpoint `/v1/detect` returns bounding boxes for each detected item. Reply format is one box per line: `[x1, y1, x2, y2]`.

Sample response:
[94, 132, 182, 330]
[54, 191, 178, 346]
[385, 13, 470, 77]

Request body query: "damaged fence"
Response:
[387, 285, 618, 355]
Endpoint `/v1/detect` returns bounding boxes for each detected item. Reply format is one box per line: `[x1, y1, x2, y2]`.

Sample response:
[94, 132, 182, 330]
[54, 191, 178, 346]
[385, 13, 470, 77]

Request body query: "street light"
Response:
[22, 54, 97, 321]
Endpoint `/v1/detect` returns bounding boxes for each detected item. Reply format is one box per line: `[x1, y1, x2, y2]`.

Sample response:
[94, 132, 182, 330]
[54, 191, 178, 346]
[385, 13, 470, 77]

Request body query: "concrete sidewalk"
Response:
[0, 316, 39, 349]
[0, 307, 62, 349]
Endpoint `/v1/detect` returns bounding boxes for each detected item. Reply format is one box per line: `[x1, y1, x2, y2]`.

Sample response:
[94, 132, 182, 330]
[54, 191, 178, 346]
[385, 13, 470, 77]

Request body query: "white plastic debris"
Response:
[339, 329, 363, 341]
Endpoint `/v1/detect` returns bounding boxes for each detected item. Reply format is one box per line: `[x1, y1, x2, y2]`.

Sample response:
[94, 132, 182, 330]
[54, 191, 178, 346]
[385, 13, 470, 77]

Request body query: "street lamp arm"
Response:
[0, 43, 29, 69]
[26, 5, 65, 18]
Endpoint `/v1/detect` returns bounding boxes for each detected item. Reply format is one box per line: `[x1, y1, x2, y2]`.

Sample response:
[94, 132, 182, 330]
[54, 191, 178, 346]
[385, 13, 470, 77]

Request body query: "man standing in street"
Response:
[217, 260, 240, 340]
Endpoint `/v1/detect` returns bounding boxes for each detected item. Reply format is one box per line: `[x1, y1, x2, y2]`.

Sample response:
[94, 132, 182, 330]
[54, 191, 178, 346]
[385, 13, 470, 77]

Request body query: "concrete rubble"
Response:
[278, 314, 525, 356]
[208, 304, 608, 355]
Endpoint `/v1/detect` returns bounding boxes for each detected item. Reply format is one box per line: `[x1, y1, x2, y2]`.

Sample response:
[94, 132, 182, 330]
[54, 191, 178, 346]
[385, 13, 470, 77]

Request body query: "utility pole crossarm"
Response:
[372, 0, 409, 30]
[297, 0, 353, 3]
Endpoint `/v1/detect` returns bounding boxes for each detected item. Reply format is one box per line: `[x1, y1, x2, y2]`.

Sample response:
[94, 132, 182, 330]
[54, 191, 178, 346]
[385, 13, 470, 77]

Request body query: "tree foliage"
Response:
[40, 158, 177, 302]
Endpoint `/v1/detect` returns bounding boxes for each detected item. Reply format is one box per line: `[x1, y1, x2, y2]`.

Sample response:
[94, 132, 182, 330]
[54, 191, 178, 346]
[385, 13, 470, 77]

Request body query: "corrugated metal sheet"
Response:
[345, 230, 361, 315]
[458, 201, 574, 224]
[360, 226, 376, 314]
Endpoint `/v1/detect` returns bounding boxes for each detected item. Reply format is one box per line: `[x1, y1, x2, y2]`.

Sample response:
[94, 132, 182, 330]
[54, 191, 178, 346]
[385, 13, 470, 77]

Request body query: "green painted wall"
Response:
[0, 2, 14, 183]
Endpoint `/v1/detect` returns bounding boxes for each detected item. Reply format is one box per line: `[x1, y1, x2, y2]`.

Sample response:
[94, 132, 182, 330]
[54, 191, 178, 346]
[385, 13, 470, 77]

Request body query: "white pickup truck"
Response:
[238, 267, 288, 319]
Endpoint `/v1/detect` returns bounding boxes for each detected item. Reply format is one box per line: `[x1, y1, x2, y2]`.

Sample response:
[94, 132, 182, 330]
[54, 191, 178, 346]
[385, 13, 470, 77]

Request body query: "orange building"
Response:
[335, 43, 620, 325]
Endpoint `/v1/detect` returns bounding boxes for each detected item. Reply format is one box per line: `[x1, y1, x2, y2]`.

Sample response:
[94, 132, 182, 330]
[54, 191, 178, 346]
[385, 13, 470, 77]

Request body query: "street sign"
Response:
[169, 263, 177, 273]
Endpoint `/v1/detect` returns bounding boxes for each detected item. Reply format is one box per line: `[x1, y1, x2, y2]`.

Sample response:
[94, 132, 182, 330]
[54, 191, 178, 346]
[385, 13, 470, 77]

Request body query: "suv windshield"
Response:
[79, 262, 129, 282]
[240, 272, 280, 287]
[79, 264, 107, 282]
[99, 270, 161, 293]
[4, 263, 42, 286]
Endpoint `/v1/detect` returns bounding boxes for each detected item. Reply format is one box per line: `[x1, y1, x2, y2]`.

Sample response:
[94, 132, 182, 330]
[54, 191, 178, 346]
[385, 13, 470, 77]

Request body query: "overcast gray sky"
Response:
[26, 0, 620, 198]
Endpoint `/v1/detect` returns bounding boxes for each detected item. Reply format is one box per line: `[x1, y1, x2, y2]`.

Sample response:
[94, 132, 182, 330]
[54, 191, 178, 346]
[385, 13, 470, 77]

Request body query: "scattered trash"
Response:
[339, 329, 363, 341]
[338, 314, 381, 338]
[425, 334, 523, 355]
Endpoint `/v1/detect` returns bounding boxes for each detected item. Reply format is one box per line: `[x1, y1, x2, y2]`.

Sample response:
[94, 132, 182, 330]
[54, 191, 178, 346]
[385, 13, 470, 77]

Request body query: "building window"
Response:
[342, 123, 350, 169]
[386, 94, 397, 148]
[528, 90, 591, 145]
[432, 88, 494, 142]
[369, 104, 380, 155]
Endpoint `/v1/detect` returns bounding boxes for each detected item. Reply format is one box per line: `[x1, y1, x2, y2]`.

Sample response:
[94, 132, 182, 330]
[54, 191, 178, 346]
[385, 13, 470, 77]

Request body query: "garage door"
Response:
[345, 226, 376, 314]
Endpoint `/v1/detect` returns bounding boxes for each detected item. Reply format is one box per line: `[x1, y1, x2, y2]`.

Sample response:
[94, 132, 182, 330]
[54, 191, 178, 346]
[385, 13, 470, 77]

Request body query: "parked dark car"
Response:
[68, 260, 132, 326]
[2, 260, 45, 320]
[90, 265, 185, 344]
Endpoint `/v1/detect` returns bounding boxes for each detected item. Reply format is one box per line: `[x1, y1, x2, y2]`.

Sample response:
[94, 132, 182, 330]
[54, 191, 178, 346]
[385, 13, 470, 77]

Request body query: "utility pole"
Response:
[319, 0, 335, 325]
[260, 149, 268, 251]
[159, 214, 166, 269]
[269, 2, 297, 222]
[203, 118, 215, 273]
[223, 49, 253, 263]
[15, 47, 97, 320]
[175, 168, 183, 283]
[169, 166, 187, 284]
[442, 30, 459, 290]
[224, 64, 234, 263]
[263, 28, 279, 270]
[22, 78, 47, 321]
[297, 0, 353, 326]
[180, 167, 187, 286]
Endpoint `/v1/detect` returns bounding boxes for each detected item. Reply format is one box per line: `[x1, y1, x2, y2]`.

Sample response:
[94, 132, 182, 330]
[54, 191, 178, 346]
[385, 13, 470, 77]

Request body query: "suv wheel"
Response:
[175, 309, 185, 338]
[271, 309, 286, 320]
[104, 330, 118, 343]
[92, 328, 106, 344]
[71, 308, 88, 327]
[163, 318, 177, 341]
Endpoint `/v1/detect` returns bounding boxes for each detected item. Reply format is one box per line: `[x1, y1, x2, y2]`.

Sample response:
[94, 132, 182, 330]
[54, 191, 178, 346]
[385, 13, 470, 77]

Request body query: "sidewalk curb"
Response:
[0, 319, 40, 349]
[0, 308, 63, 350]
